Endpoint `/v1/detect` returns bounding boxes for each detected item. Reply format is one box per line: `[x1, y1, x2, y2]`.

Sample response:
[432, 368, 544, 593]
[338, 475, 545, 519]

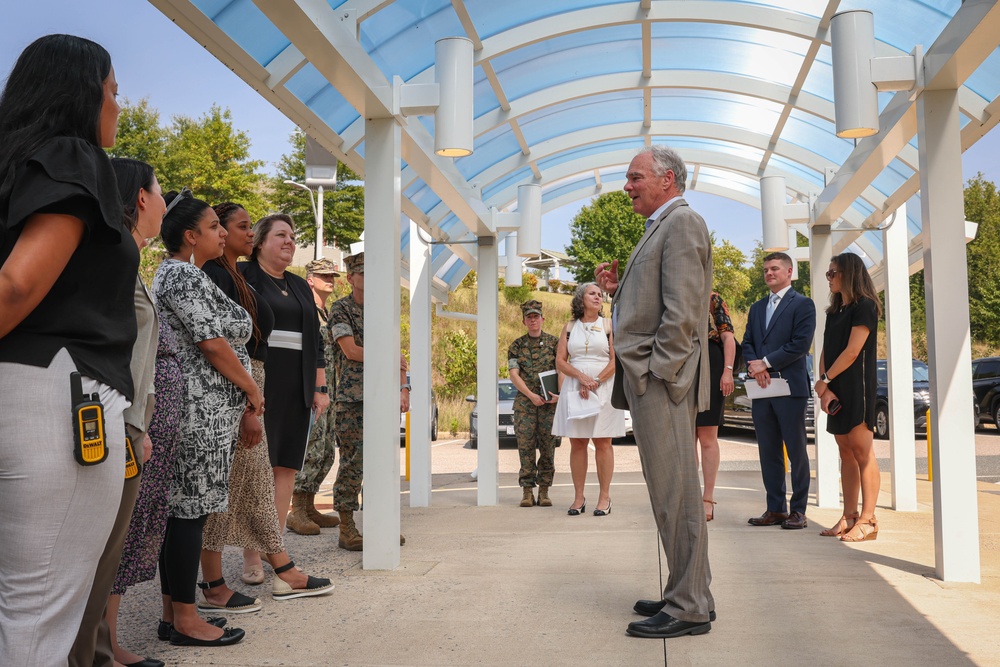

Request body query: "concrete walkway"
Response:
[115, 440, 1000, 666]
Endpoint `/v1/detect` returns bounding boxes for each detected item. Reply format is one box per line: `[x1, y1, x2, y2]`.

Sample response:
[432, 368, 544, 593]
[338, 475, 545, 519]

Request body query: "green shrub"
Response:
[437, 329, 478, 398]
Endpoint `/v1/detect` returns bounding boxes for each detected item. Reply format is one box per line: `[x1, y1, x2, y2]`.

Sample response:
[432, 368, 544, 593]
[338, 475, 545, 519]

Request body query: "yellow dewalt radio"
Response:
[123, 433, 139, 479]
[71, 371, 108, 466]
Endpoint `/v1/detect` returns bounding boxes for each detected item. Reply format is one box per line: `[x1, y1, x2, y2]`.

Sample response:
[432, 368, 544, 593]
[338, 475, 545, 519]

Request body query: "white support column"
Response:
[809, 227, 840, 508]
[477, 237, 499, 506]
[409, 218, 433, 507]
[918, 88, 980, 582]
[882, 203, 917, 511]
[363, 117, 402, 570]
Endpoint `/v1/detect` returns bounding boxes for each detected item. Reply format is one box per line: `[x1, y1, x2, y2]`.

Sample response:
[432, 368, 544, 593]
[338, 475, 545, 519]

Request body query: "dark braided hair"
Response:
[212, 202, 261, 345]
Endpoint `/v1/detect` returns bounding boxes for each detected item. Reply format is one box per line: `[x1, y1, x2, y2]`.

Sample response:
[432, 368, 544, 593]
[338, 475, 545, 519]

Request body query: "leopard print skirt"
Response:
[203, 360, 284, 554]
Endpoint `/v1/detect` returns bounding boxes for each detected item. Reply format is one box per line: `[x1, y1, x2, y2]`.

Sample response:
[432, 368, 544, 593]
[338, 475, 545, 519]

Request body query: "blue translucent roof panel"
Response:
[783, 109, 854, 164]
[766, 155, 824, 190]
[454, 125, 523, 180]
[491, 25, 641, 100]
[696, 167, 762, 201]
[194, 0, 287, 67]
[483, 166, 534, 202]
[966, 51, 1000, 102]
[840, 0, 959, 51]
[649, 23, 811, 88]
[650, 89, 784, 136]
[700, 0, 826, 16]
[519, 92, 644, 145]
[285, 64, 357, 135]
[359, 0, 464, 81]
[535, 138, 646, 174]
[472, 64, 503, 119]
[466, 0, 633, 40]
[871, 159, 916, 199]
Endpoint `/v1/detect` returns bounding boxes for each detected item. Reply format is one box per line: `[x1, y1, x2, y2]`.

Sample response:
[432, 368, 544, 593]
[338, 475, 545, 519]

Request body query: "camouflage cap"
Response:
[305, 257, 341, 276]
[344, 252, 364, 274]
[520, 299, 543, 317]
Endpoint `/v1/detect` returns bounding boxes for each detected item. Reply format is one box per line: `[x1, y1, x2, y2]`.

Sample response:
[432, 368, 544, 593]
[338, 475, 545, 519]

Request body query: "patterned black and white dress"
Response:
[152, 259, 252, 519]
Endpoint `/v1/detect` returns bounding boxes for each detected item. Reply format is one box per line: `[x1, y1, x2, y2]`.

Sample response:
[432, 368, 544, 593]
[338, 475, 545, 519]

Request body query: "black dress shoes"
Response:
[626, 611, 711, 638]
[157, 616, 226, 641]
[633, 599, 716, 621]
[747, 510, 789, 526]
[124, 659, 165, 667]
[169, 626, 245, 647]
[781, 511, 808, 529]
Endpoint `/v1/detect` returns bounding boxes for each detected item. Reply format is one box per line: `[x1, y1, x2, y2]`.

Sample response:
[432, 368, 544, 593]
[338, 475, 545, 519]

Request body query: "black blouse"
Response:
[0, 137, 138, 399]
[202, 260, 274, 362]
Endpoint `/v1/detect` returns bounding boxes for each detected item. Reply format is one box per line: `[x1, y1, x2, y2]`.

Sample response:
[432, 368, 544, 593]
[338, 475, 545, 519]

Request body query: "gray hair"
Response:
[570, 282, 604, 320]
[639, 145, 687, 194]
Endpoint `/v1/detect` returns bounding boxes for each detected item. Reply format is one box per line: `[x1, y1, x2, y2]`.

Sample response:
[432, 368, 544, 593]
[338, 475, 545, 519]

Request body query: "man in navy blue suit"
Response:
[742, 252, 816, 529]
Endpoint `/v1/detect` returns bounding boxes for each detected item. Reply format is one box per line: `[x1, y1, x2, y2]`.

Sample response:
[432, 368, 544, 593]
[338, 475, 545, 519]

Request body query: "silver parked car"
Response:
[467, 379, 518, 448]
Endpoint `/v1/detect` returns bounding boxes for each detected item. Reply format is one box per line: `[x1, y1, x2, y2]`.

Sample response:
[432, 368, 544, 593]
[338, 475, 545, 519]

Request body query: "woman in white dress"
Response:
[553, 282, 624, 516]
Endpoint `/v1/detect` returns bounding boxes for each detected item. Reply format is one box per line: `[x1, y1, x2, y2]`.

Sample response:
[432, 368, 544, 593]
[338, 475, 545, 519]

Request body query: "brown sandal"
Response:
[703, 499, 717, 522]
[840, 516, 878, 542]
[820, 512, 859, 537]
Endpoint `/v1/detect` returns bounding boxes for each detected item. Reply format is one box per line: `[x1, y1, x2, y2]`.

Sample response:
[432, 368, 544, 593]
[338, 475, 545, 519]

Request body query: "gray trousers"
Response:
[0, 350, 126, 666]
[625, 373, 714, 623]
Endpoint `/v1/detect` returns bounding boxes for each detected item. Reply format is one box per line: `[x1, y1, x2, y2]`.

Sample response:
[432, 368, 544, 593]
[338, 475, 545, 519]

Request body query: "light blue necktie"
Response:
[765, 293, 781, 328]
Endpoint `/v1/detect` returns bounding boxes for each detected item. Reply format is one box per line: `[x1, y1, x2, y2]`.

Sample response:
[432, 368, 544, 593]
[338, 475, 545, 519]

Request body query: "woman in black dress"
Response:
[241, 214, 328, 538]
[814, 253, 881, 542]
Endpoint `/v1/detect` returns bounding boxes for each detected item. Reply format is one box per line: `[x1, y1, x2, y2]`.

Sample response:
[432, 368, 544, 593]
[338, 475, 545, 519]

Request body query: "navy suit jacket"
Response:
[741, 288, 816, 397]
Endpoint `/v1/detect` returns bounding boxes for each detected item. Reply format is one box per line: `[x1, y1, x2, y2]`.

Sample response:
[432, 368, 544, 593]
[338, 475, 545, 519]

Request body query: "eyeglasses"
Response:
[825, 269, 841, 280]
[163, 187, 192, 218]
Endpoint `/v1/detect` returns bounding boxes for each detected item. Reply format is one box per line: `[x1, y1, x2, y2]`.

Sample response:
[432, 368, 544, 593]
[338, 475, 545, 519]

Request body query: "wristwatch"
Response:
[820, 373, 830, 383]
[725, 365, 734, 370]
[316, 385, 328, 394]
[401, 384, 412, 391]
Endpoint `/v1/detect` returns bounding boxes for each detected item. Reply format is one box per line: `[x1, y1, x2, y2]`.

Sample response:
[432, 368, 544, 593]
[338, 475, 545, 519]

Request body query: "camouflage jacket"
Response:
[507, 331, 559, 409]
[328, 293, 364, 404]
[315, 301, 338, 395]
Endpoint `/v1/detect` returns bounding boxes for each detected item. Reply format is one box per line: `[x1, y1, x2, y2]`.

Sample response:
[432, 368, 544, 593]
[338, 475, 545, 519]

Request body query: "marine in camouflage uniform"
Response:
[328, 253, 408, 550]
[287, 258, 342, 535]
[508, 299, 561, 507]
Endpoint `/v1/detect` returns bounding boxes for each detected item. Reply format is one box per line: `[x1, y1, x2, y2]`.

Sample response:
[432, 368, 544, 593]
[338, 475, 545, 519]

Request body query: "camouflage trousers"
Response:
[515, 402, 559, 488]
[333, 402, 364, 512]
[293, 404, 336, 494]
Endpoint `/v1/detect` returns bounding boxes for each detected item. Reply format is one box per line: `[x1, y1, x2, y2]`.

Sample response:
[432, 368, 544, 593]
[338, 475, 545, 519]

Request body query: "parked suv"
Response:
[973, 357, 1000, 430]
[873, 359, 930, 439]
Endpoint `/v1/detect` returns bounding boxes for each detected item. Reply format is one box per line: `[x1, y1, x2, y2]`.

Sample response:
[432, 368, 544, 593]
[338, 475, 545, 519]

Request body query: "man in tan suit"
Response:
[595, 145, 715, 638]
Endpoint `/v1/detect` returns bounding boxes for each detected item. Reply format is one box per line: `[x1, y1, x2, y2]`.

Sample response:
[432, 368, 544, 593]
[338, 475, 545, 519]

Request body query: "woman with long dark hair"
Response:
[151, 190, 262, 646]
[814, 252, 882, 542]
[0, 34, 135, 665]
[200, 202, 332, 605]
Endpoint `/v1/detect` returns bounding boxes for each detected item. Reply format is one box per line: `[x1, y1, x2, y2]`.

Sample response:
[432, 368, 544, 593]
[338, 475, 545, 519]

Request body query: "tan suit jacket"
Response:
[611, 198, 712, 411]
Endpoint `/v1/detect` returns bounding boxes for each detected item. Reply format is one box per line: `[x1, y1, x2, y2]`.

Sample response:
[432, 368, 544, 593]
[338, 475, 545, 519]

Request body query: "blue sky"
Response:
[3, 0, 998, 259]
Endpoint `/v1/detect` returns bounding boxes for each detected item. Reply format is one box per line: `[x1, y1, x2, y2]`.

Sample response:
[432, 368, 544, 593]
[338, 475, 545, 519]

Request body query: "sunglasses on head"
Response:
[163, 187, 192, 218]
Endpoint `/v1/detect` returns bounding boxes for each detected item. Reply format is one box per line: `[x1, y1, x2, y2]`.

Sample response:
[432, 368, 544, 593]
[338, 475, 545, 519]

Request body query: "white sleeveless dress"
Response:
[551, 318, 625, 438]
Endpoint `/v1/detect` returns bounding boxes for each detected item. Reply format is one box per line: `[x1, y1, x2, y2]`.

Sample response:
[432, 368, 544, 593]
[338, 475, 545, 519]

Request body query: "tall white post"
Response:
[809, 227, 839, 508]
[315, 185, 324, 260]
[918, 88, 980, 582]
[409, 219, 433, 507]
[363, 117, 402, 570]
[477, 237, 499, 506]
[882, 203, 917, 511]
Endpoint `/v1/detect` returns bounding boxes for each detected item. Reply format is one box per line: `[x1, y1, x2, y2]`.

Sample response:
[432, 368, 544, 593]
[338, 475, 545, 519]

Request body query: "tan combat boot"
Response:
[338, 511, 364, 551]
[305, 492, 341, 528]
[286, 492, 320, 535]
[520, 487, 536, 507]
[538, 486, 552, 507]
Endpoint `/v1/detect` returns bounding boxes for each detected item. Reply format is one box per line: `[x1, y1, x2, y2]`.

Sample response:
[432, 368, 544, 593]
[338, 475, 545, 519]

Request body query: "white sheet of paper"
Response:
[744, 377, 791, 399]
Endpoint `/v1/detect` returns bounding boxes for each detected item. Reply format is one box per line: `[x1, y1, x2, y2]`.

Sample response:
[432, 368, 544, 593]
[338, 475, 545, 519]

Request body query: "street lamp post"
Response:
[284, 179, 325, 261]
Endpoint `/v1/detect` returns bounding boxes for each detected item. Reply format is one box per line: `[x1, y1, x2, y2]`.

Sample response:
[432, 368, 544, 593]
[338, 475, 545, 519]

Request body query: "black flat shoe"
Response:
[169, 626, 245, 647]
[633, 599, 717, 621]
[593, 499, 612, 516]
[157, 616, 226, 641]
[567, 499, 586, 516]
[124, 659, 165, 667]
[626, 611, 711, 638]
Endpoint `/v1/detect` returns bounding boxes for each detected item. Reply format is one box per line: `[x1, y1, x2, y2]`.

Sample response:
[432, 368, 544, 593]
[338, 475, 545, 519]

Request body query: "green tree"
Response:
[106, 98, 168, 166]
[159, 106, 268, 217]
[964, 174, 1000, 345]
[566, 191, 646, 282]
[710, 232, 750, 307]
[269, 131, 365, 248]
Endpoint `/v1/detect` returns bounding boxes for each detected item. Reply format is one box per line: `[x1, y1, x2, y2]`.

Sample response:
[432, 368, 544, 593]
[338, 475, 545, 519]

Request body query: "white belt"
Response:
[269, 329, 303, 351]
